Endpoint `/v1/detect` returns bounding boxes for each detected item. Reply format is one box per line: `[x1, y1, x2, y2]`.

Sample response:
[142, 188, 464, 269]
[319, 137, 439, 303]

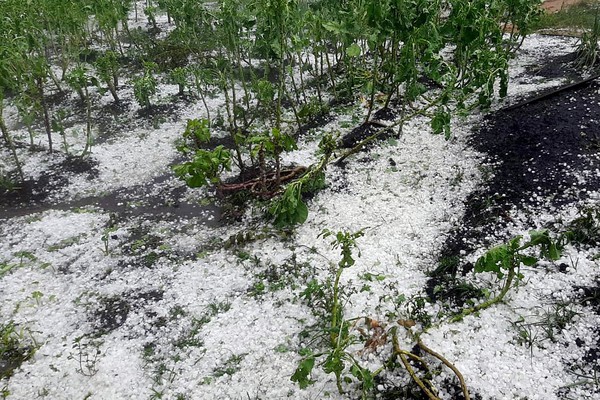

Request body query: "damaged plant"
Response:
[217, 127, 300, 198]
[454, 230, 561, 321]
[132, 62, 158, 110]
[174, 120, 332, 227]
[291, 229, 375, 396]
[267, 133, 334, 227]
[292, 229, 471, 400]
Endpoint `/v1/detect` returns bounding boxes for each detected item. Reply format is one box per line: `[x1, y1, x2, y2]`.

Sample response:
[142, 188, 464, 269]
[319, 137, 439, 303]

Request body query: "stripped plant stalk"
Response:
[391, 327, 439, 400]
[0, 97, 24, 182]
[417, 340, 470, 400]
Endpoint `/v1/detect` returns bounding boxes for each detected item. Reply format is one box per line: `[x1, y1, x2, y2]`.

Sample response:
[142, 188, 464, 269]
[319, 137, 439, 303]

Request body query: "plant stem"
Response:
[0, 113, 25, 182]
[36, 78, 53, 153]
[192, 71, 211, 123]
[82, 85, 92, 156]
[365, 49, 378, 123]
[453, 264, 516, 321]
[391, 328, 440, 400]
[418, 340, 470, 400]
[330, 266, 344, 346]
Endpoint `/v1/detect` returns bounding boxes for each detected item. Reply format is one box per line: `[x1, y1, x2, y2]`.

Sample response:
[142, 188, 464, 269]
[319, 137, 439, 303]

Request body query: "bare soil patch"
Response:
[542, 0, 589, 13]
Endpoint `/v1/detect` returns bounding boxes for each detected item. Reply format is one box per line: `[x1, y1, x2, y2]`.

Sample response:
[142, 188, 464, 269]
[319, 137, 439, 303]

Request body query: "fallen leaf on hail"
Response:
[397, 319, 416, 328]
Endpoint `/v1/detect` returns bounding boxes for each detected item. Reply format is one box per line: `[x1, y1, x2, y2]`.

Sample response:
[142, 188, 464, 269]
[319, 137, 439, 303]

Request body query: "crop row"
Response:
[1, 0, 540, 214]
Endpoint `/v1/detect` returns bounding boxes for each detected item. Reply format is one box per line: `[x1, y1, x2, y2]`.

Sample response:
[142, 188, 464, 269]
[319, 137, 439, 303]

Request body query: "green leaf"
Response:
[298, 348, 312, 357]
[431, 109, 451, 138]
[270, 184, 309, 227]
[295, 200, 309, 224]
[291, 356, 315, 389]
[350, 364, 374, 389]
[548, 243, 560, 261]
[188, 174, 206, 188]
[279, 133, 297, 152]
[474, 243, 514, 278]
[323, 353, 344, 374]
[173, 145, 230, 189]
[406, 82, 426, 101]
[520, 255, 537, 266]
[528, 230, 550, 246]
[509, 236, 522, 248]
[346, 43, 361, 58]
[528, 229, 561, 260]
[184, 118, 211, 143]
[322, 21, 345, 35]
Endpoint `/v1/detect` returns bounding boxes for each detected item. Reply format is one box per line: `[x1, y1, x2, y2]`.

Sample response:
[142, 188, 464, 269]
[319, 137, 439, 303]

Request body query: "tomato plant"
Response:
[132, 62, 158, 109]
[173, 118, 233, 188]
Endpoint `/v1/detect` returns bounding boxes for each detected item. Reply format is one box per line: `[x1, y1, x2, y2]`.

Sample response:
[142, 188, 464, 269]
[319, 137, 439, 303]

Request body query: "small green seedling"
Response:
[0, 322, 38, 380]
[100, 224, 119, 256]
[31, 291, 43, 306]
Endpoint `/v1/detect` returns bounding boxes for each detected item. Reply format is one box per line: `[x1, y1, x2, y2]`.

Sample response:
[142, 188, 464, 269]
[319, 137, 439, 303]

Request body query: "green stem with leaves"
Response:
[453, 230, 561, 321]
[330, 266, 344, 346]
[455, 265, 516, 321]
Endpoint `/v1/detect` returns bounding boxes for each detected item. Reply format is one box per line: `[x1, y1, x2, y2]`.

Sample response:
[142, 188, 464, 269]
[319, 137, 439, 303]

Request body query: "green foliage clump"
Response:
[576, 11, 600, 69]
[0, 322, 37, 381]
[268, 181, 308, 227]
[169, 67, 188, 96]
[94, 50, 120, 103]
[563, 205, 600, 246]
[173, 147, 231, 188]
[132, 62, 158, 109]
[172, 118, 232, 188]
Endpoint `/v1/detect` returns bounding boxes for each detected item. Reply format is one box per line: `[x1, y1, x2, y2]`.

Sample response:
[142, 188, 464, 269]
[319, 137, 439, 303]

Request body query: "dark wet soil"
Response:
[295, 111, 333, 138]
[426, 49, 600, 306]
[526, 52, 580, 80]
[340, 107, 398, 149]
[93, 99, 134, 141]
[0, 164, 222, 226]
[90, 289, 165, 337]
[93, 296, 131, 336]
[0, 156, 98, 211]
[424, 52, 600, 399]
[575, 280, 600, 314]
[432, 77, 600, 279]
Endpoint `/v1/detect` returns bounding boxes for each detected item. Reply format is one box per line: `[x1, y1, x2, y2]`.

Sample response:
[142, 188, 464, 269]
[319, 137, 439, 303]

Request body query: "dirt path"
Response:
[543, 0, 588, 13]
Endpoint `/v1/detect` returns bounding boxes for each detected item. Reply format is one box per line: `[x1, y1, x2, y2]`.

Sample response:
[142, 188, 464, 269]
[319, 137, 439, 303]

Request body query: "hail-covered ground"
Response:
[1, 14, 599, 400]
